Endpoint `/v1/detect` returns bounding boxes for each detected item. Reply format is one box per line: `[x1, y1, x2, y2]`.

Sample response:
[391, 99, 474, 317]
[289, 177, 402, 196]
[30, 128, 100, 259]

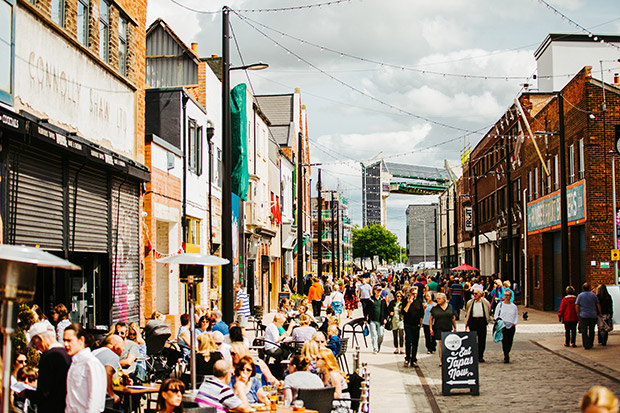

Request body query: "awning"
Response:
[282, 234, 296, 250]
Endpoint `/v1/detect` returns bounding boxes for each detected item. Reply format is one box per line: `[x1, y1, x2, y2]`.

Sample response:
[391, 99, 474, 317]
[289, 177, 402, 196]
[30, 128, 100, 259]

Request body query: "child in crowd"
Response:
[326, 325, 341, 357]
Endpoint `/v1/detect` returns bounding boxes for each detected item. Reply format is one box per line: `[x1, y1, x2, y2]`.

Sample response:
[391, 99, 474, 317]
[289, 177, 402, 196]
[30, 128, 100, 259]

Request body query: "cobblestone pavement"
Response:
[353, 306, 620, 413]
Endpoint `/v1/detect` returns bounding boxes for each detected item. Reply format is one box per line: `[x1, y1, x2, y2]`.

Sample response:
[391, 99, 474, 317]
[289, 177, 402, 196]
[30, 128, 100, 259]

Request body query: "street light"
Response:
[222, 6, 268, 325]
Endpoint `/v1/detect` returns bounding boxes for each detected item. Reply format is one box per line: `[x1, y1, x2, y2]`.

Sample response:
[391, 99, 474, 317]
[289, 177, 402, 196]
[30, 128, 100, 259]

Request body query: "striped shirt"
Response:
[236, 289, 251, 317]
[195, 376, 242, 412]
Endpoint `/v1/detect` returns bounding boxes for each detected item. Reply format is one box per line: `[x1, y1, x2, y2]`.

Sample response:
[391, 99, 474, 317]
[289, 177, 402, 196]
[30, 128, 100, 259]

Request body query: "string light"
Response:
[167, 0, 352, 14]
[537, 0, 620, 51]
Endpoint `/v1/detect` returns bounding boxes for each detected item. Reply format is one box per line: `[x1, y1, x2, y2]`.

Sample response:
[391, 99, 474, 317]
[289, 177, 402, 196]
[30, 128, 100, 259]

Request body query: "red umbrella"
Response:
[451, 263, 479, 272]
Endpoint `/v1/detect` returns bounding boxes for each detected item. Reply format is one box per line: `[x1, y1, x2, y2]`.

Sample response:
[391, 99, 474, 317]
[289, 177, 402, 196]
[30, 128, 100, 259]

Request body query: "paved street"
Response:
[339, 307, 620, 412]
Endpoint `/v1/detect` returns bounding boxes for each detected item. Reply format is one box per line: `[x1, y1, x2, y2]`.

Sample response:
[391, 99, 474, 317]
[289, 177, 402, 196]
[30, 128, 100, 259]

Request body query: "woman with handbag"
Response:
[387, 291, 405, 354]
[494, 289, 519, 363]
[596, 285, 614, 346]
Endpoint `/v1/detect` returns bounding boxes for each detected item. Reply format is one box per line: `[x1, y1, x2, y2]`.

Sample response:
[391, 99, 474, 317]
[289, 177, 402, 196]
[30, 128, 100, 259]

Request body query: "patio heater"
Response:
[157, 253, 230, 391]
[0, 245, 80, 413]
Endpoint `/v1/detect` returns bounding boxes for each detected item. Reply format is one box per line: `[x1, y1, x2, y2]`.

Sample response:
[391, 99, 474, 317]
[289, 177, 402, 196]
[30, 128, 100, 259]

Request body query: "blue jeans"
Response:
[404, 324, 421, 363]
[369, 321, 384, 351]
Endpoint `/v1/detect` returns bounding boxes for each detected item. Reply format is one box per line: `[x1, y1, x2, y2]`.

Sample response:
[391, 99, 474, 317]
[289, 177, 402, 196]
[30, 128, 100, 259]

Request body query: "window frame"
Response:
[99, 0, 109, 62]
[0, 0, 15, 105]
[188, 119, 203, 176]
[568, 144, 575, 184]
[118, 14, 127, 76]
[76, 0, 89, 46]
[51, 0, 64, 27]
[578, 139, 585, 179]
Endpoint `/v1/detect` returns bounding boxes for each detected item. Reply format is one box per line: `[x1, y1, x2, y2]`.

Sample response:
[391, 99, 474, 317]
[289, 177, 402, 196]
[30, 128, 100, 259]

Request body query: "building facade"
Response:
[406, 204, 438, 266]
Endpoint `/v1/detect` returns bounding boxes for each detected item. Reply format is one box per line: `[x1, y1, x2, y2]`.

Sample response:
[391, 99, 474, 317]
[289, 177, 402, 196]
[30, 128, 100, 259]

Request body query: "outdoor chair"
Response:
[336, 337, 350, 374]
[297, 387, 336, 413]
[342, 318, 368, 348]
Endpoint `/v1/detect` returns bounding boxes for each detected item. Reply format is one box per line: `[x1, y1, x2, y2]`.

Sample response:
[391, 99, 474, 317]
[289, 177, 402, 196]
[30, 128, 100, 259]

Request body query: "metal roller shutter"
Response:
[111, 177, 140, 322]
[8, 146, 64, 250]
[68, 162, 109, 252]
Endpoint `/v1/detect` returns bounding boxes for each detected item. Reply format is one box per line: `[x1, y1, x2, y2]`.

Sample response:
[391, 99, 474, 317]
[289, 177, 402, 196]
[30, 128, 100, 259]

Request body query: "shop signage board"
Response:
[441, 331, 480, 396]
[526, 180, 586, 234]
[464, 207, 473, 232]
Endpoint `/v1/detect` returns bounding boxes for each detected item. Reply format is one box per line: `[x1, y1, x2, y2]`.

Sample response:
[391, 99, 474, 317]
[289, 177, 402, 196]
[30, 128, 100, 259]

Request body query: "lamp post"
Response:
[222, 6, 268, 324]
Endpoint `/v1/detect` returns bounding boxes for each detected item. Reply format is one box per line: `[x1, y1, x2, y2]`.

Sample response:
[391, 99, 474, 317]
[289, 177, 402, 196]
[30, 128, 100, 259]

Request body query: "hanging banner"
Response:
[464, 207, 473, 232]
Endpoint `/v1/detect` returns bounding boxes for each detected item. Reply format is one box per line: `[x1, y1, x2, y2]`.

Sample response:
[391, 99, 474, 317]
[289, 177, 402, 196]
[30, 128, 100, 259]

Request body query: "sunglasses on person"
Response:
[167, 387, 185, 395]
[242, 367, 253, 372]
[16, 359, 27, 365]
[215, 341, 223, 346]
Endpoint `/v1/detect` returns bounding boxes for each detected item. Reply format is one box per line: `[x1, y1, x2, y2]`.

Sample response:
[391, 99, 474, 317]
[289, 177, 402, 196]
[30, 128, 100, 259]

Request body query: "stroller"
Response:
[143, 320, 182, 383]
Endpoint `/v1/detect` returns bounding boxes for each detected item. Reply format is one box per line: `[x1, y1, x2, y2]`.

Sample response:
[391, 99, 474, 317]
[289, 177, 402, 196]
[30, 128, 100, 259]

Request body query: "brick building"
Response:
[0, 0, 149, 325]
[462, 66, 620, 310]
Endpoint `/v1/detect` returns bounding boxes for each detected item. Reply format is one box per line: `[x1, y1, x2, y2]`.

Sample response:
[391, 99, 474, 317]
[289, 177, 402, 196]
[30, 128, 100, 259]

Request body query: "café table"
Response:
[113, 384, 160, 412]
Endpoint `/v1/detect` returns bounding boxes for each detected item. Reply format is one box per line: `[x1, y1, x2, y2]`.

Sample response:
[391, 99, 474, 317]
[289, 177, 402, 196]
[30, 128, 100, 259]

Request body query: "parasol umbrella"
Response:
[451, 263, 479, 272]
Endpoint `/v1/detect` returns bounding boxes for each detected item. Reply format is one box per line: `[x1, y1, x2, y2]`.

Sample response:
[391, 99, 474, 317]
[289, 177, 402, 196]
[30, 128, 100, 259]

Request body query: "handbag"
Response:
[363, 324, 370, 336]
[597, 314, 614, 333]
[384, 315, 393, 331]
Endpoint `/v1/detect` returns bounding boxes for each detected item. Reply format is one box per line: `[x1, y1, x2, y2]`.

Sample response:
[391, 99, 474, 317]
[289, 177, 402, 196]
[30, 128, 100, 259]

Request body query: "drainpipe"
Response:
[182, 93, 189, 253]
[207, 121, 215, 254]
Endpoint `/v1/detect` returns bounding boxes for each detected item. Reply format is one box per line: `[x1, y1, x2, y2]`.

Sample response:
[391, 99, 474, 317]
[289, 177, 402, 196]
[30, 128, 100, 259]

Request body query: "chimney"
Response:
[614, 73, 619, 85]
[191, 43, 198, 54]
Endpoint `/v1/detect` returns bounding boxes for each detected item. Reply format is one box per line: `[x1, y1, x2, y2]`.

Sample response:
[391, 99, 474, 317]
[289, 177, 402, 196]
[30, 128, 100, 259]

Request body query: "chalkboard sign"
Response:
[278, 292, 291, 303]
[441, 331, 479, 396]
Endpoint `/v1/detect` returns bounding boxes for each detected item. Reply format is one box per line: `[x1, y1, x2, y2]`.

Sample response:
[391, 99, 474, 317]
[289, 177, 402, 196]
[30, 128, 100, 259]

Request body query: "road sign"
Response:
[612, 250, 620, 261]
[441, 331, 480, 396]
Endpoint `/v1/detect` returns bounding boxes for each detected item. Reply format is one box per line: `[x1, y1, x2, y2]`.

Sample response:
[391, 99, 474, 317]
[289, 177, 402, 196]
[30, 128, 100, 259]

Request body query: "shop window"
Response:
[188, 119, 203, 176]
[99, 0, 109, 62]
[51, 0, 64, 27]
[77, 0, 89, 46]
[0, 0, 14, 105]
[118, 15, 127, 76]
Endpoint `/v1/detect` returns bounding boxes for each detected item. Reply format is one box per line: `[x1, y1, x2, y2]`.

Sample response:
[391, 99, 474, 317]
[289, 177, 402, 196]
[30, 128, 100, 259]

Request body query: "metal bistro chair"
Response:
[297, 387, 336, 413]
[336, 337, 350, 374]
[342, 318, 368, 348]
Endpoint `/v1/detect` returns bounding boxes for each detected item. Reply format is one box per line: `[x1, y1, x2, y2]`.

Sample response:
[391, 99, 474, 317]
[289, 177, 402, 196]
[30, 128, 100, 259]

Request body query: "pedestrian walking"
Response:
[464, 287, 493, 362]
[402, 286, 424, 367]
[558, 286, 578, 347]
[448, 278, 464, 320]
[367, 285, 388, 354]
[429, 292, 456, 366]
[308, 278, 324, 317]
[344, 279, 358, 318]
[422, 292, 436, 354]
[233, 283, 252, 328]
[387, 291, 405, 355]
[494, 289, 518, 363]
[357, 277, 373, 319]
[575, 283, 601, 350]
[596, 285, 614, 346]
[489, 279, 504, 314]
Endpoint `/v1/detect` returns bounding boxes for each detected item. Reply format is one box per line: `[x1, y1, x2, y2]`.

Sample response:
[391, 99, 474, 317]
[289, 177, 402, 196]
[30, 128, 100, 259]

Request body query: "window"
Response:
[534, 167, 539, 199]
[188, 119, 203, 176]
[99, 0, 109, 62]
[545, 160, 551, 193]
[216, 148, 223, 187]
[185, 217, 200, 252]
[578, 139, 585, 179]
[77, 0, 89, 46]
[568, 144, 575, 184]
[0, 0, 14, 105]
[534, 255, 540, 289]
[118, 15, 127, 76]
[528, 171, 532, 201]
[51, 0, 64, 26]
[515, 178, 521, 203]
[554, 156, 559, 190]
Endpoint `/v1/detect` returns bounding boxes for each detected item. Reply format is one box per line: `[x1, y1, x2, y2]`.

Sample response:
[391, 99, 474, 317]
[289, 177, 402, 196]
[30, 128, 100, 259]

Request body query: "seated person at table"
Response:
[211, 310, 229, 336]
[300, 340, 320, 374]
[195, 360, 252, 412]
[92, 334, 124, 405]
[286, 314, 316, 348]
[233, 356, 269, 405]
[230, 342, 279, 387]
[156, 378, 185, 413]
[296, 304, 317, 324]
[196, 333, 223, 377]
[264, 313, 293, 363]
[316, 349, 350, 402]
[177, 313, 192, 361]
[228, 325, 252, 348]
[283, 355, 324, 404]
[326, 325, 341, 356]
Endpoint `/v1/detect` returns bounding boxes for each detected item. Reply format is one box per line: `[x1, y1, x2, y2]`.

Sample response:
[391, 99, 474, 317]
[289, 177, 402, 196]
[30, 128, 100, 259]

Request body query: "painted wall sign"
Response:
[441, 331, 480, 396]
[14, 10, 136, 159]
[526, 180, 586, 234]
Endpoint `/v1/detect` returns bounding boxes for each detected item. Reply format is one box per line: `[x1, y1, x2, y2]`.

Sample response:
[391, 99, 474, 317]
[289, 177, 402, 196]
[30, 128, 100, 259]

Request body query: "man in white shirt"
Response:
[464, 287, 493, 363]
[264, 313, 293, 363]
[63, 323, 106, 413]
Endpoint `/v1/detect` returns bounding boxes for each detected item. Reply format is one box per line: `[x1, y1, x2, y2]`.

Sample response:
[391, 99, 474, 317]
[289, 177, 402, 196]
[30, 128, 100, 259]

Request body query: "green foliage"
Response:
[14, 304, 40, 366]
[352, 224, 400, 265]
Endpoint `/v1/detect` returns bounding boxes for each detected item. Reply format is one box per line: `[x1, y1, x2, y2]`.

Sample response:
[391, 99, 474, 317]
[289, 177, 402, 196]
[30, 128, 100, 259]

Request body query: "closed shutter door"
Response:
[111, 177, 140, 322]
[8, 146, 64, 250]
[68, 162, 108, 252]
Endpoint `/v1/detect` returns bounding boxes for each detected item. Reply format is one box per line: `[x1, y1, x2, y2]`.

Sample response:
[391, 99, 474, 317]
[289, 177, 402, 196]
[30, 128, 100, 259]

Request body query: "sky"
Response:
[146, 0, 620, 245]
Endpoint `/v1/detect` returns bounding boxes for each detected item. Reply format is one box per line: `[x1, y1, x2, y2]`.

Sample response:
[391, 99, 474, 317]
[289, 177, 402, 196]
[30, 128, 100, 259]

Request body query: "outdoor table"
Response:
[113, 384, 160, 412]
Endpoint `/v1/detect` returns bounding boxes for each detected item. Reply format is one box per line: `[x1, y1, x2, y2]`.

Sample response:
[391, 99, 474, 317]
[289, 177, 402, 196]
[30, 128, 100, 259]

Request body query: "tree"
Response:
[352, 224, 400, 266]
